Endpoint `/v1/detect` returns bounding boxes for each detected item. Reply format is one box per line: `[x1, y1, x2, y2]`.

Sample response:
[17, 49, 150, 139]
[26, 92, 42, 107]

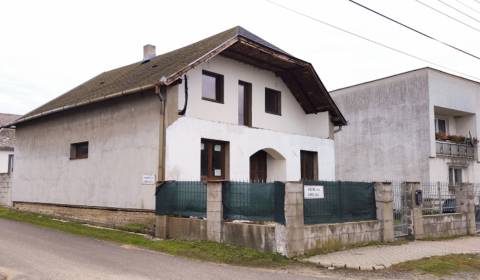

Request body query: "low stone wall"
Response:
[167, 216, 207, 241]
[0, 174, 11, 207]
[422, 213, 467, 239]
[223, 222, 277, 252]
[304, 220, 382, 252]
[160, 216, 277, 252]
[14, 202, 155, 231]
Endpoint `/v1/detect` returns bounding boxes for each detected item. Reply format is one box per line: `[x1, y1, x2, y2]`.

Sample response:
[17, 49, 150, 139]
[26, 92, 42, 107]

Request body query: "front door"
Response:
[250, 151, 267, 182]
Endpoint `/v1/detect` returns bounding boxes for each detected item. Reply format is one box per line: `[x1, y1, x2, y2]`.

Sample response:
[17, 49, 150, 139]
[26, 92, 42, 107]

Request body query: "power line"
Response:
[414, 0, 480, 33]
[454, 0, 480, 15]
[263, 0, 480, 82]
[347, 0, 480, 61]
[436, 0, 480, 24]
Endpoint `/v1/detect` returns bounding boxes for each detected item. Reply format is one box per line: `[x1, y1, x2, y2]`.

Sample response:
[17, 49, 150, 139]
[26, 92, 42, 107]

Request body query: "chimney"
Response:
[143, 44, 156, 61]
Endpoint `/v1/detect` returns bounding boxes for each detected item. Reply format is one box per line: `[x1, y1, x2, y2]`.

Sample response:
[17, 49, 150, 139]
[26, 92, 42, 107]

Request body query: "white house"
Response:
[4, 27, 346, 221]
[0, 113, 18, 174]
[332, 68, 480, 185]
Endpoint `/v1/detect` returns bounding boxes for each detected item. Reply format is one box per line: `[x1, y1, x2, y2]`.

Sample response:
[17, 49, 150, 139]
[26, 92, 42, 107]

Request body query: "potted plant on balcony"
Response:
[435, 132, 449, 141]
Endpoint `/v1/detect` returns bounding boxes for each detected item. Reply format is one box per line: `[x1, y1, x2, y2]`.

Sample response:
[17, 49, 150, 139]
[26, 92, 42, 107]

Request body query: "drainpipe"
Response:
[178, 75, 188, 116]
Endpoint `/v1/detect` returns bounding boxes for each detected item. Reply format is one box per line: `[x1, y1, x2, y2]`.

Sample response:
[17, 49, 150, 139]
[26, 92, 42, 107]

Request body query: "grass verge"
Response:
[0, 207, 290, 267]
[392, 254, 480, 276]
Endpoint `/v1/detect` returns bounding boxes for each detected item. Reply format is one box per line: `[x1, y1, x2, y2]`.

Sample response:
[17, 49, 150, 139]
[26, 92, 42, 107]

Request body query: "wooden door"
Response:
[250, 150, 267, 182]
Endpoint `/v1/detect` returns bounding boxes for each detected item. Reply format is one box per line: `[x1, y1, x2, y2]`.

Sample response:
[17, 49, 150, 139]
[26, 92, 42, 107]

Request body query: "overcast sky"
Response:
[1, 0, 479, 115]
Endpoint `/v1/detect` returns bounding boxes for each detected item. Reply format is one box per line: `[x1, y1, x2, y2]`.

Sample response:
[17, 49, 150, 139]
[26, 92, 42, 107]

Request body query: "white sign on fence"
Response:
[304, 185, 324, 199]
[142, 175, 156, 185]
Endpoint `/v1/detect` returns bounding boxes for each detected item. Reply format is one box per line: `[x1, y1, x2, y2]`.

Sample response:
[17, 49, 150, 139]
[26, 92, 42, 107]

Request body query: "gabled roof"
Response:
[0, 113, 19, 149]
[10, 26, 346, 127]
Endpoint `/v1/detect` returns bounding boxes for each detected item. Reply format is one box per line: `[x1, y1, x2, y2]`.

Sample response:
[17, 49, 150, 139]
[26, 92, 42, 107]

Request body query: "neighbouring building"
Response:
[0, 113, 18, 174]
[3, 26, 346, 225]
[332, 67, 480, 184]
[0, 113, 19, 207]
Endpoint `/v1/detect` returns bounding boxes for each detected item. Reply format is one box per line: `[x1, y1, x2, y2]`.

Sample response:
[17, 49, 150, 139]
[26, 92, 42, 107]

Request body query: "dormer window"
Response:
[202, 70, 224, 103]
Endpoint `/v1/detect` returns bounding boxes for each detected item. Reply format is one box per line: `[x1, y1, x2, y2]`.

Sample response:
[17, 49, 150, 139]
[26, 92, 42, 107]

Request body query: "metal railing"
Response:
[421, 182, 457, 215]
[475, 183, 480, 232]
[436, 141, 476, 160]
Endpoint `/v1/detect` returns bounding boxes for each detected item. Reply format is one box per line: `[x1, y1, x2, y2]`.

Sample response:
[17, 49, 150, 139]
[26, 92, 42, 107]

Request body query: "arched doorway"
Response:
[249, 148, 286, 182]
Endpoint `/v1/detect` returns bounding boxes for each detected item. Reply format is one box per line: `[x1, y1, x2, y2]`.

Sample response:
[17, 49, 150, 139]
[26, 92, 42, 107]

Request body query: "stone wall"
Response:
[0, 173, 11, 207]
[167, 217, 207, 241]
[223, 222, 276, 252]
[304, 220, 382, 252]
[422, 213, 467, 239]
[14, 202, 155, 231]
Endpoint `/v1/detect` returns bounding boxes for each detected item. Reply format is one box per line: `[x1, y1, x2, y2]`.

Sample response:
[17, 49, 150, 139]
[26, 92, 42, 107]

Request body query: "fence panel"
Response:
[222, 181, 285, 224]
[392, 182, 409, 237]
[475, 183, 480, 232]
[303, 181, 376, 225]
[156, 181, 207, 218]
[421, 182, 456, 215]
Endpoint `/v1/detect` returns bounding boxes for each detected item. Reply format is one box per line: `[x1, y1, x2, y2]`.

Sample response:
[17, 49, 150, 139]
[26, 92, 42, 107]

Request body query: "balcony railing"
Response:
[436, 141, 476, 160]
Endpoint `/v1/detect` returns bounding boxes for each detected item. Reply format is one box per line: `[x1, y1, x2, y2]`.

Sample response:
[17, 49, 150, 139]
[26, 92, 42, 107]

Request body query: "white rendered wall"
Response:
[178, 55, 332, 139]
[165, 117, 335, 181]
[0, 151, 12, 173]
[12, 94, 161, 210]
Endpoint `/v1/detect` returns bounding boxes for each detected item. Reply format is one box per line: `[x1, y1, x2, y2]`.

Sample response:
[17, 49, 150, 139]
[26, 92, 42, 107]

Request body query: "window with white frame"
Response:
[435, 118, 448, 134]
[448, 167, 462, 186]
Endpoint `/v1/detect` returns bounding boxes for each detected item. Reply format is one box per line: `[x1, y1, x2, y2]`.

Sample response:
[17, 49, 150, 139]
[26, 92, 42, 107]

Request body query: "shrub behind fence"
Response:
[303, 181, 376, 225]
[156, 181, 207, 218]
[222, 181, 285, 224]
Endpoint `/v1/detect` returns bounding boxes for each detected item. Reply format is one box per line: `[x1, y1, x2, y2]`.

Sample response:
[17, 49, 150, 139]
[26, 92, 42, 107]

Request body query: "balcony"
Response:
[436, 141, 476, 160]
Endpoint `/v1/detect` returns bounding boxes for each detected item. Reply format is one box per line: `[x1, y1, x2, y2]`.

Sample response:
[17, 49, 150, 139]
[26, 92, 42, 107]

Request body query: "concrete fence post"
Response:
[457, 183, 476, 235]
[279, 181, 305, 257]
[374, 182, 394, 242]
[206, 181, 223, 242]
[404, 182, 424, 239]
[155, 215, 168, 239]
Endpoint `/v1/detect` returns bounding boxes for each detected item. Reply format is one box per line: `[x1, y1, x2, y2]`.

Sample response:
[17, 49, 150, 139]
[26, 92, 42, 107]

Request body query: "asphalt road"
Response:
[0, 219, 331, 280]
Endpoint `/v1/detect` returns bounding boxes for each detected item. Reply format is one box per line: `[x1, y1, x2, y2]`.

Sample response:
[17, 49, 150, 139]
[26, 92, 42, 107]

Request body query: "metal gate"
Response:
[392, 182, 409, 237]
[475, 184, 480, 232]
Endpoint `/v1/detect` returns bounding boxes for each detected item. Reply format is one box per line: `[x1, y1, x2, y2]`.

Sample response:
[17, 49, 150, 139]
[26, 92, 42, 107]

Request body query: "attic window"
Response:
[70, 142, 89, 160]
[202, 70, 224, 103]
[265, 88, 281, 115]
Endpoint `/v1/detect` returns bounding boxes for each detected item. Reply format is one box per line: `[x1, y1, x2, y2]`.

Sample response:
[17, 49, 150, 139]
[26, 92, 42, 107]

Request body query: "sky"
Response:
[1, 0, 479, 115]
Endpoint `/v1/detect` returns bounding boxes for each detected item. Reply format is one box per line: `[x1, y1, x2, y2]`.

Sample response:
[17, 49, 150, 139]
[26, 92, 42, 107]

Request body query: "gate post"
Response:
[207, 181, 223, 242]
[277, 181, 305, 257]
[457, 183, 476, 235]
[404, 182, 424, 239]
[375, 182, 394, 242]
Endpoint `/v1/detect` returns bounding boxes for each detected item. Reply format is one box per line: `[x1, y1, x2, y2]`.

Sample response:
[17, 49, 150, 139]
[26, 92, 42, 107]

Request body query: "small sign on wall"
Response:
[142, 175, 156, 185]
[304, 185, 324, 199]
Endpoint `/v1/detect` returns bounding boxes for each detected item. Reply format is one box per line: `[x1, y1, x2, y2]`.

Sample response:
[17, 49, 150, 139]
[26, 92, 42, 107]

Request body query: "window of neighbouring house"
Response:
[201, 139, 228, 180]
[7, 154, 13, 174]
[202, 70, 224, 103]
[448, 167, 462, 186]
[238, 81, 252, 127]
[70, 142, 89, 160]
[435, 118, 448, 134]
[265, 88, 281, 115]
[301, 150, 318, 181]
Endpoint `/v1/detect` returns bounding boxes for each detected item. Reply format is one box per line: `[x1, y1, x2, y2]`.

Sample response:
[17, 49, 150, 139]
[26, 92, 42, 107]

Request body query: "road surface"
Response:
[0, 219, 328, 280]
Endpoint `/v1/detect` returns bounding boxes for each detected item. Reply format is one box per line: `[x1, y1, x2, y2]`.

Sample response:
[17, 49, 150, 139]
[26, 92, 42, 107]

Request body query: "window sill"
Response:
[201, 97, 224, 104]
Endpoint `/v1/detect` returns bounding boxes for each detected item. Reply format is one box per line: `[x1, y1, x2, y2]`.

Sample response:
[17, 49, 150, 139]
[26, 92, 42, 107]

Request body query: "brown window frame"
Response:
[201, 70, 224, 104]
[300, 150, 318, 181]
[70, 141, 89, 160]
[265, 88, 281, 115]
[238, 80, 252, 127]
[201, 139, 228, 181]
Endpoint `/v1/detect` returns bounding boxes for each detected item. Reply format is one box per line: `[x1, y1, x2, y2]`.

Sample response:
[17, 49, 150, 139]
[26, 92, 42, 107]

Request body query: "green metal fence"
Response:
[222, 181, 285, 224]
[155, 181, 207, 218]
[303, 181, 376, 225]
